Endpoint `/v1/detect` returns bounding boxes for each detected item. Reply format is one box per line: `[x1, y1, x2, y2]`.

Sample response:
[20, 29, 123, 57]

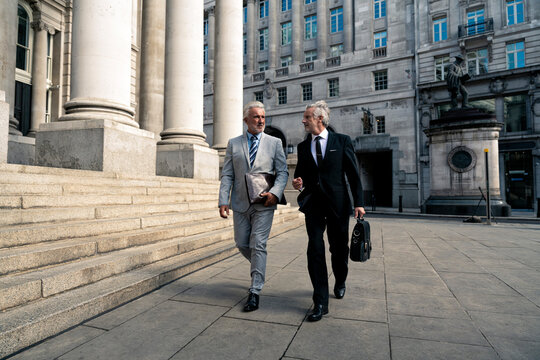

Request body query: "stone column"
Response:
[0, 0, 19, 136]
[28, 20, 50, 137]
[246, 0, 256, 74]
[139, 0, 165, 139]
[343, 0, 353, 53]
[156, 0, 218, 179]
[0, 91, 8, 163]
[207, 6, 216, 82]
[292, 0, 302, 64]
[317, 0, 328, 59]
[268, 0, 279, 69]
[212, 0, 243, 154]
[36, 0, 156, 176]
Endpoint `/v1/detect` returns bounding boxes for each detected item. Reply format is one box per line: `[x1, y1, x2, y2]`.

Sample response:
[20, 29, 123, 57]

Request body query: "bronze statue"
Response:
[446, 54, 470, 109]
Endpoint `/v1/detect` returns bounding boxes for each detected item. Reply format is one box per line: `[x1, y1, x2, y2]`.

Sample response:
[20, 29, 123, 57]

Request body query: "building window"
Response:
[328, 78, 339, 97]
[330, 44, 343, 57]
[45, 33, 53, 123]
[204, 18, 208, 36]
[434, 55, 450, 81]
[302, 83, 313, 101]
[281, 56, 292, 67]
[259, 28, 268, 50]
[374, 70, 388, 90]
[259, 61, 269, 72]
[330, 7, 343, 33]
[255, 91, 264, 103]
[260, 0, 268, 18]
[466, 48, 488, 75]
[507, 41, 525, 69]
[243, 64, 247, 75]
[281, 22, 292, 45]
[374, 31, 387, 48]
[204, 45, 208, 64]
[376, 116, 385, 134]
[504, 95, 527, 132]
[282, 0, 292, 12]
[244, 6, 248, 23]
[278, 87, 287, 105]
[305, 50, 317, 62]
[507, 0, 524, 25]
[243, 34, 247, 55]
[16, 5, 31, 72]
[305, 15, 317, 40]
[467, 8, 485, 35]
[433, 17, 448, 42]
[374, 0, 386, 19]
[305, 0, 316, 4]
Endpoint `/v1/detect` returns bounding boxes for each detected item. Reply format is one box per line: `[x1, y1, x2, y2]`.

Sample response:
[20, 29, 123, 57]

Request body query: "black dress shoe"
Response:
[334, 283, 346, 299]
[243, 292, 259, 312]
[307, 304, 328, 322]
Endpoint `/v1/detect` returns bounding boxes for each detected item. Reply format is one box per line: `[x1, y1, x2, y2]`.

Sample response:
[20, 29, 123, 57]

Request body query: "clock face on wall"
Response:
[448, 146, 476, 173]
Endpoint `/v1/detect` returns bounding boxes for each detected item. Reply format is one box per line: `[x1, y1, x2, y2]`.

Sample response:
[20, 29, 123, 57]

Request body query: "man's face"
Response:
[244, 107, 265, 135]
[302, 107, 323, 135]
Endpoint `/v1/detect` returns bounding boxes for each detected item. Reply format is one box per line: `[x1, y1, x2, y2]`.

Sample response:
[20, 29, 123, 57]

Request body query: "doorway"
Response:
[356, 151, 392, 207]
[504, 150, 533, 209]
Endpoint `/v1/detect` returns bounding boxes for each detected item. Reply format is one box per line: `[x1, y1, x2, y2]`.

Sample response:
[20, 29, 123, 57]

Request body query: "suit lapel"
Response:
[242, 133, 250, 169]
[323, 131, 335, 164]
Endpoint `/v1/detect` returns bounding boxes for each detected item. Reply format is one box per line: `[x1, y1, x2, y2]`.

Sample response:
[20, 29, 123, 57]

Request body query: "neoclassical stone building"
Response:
[1, 0, 539, 211]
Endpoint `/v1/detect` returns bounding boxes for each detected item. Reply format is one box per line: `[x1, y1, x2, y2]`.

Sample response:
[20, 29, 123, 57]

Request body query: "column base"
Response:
[35, 119, 156, 176]
[156, 143, 219, 180]
[0, 92, 8, 163]
[423, 196, 511, 217]
[8, 134, 35, 165]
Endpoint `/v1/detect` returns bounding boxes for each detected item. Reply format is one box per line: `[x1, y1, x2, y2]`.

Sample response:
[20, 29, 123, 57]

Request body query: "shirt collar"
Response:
[312, 128, 329, 141]
[247, 131, 262, 141]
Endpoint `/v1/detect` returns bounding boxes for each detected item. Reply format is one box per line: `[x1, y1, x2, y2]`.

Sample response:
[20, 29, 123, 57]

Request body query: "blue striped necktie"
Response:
[249, 135, 259, 167]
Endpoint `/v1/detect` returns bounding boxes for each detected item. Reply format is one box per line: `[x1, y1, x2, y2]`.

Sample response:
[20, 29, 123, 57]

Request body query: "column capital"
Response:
[31, 20, 55, 35]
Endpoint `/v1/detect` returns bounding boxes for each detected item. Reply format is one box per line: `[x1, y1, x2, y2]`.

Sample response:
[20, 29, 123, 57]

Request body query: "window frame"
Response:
[374, 70, 388, 91]
[374, 31, 387, 48]
[305, 15, 317, 40]
[305, 50, 317, 62]
[467, 8, 485, 35]
[433, 17, 448, 42]
[330, 44, 344, 57]
[282, 0, 292, 12]
[330, 7, 343, 33]
[258, 61, 269, 72]
[506, 0, 524, 26]
[259, 0, 269, 19]
[434, 55, 450, 81]
[302, 83, 313, 102]
[281, 55, 292, 67]
[204, 45, 208, 64]
[281, 22, 292, 45]
[328, 78, 339, 98]
[255, 91, 264, 103]
[376, 116, 385, 134]
[374, 0, 386, 19]
[277, 87, 287, 105]
[259, 28, 268, 51]
[466, 48, 489, 75]
[506, 41, 525, 69]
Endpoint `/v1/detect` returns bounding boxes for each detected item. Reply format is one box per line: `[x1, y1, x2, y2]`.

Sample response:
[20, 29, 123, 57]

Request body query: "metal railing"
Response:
[275, 67, 289, 77]
[299, 61, 314, 73]
[458, 18, 493, 38]
[252, 72, 265, 82]
[326, 56, 341, 67]
[373, 47, 387, 58]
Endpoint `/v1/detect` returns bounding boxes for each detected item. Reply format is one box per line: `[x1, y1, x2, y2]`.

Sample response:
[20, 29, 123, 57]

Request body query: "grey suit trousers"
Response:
[233, 206, 275, 294]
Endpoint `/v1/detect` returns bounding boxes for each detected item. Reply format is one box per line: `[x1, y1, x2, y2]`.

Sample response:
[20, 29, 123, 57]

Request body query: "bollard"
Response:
[484, 149, 491, 225]
[537, 198, 540, 218]
[399, 195, 403, 213]
[371, 194, 376, 211]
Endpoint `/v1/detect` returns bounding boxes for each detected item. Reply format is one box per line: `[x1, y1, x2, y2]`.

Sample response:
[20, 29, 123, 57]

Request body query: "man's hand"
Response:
[354, 207, 366, 219]
[260, 192, 278, 207]
[219, 205, 230, 218]
[292, 177, 303, 191]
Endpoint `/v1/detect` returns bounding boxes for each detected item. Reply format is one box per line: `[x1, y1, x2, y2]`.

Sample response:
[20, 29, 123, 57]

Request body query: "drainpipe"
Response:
[413, 0, 422, 209]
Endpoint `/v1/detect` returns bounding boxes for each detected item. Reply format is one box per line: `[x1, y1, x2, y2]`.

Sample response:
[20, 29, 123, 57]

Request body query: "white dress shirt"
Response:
[310, 128, 328, 165]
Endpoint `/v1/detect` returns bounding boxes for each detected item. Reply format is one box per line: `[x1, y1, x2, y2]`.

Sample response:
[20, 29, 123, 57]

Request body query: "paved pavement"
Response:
[8, 215, 540, 360]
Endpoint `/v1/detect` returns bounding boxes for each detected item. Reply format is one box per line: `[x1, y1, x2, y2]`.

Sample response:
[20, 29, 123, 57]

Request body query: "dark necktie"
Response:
[315, 136, 323, 167]
[249, 135, 258, 167]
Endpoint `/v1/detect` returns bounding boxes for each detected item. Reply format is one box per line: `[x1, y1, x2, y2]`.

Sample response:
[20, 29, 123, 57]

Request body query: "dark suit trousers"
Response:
[304, 195, 350, 307]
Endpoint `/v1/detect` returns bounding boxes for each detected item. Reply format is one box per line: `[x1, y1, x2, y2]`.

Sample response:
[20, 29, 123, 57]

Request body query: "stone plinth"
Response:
[156, 143, 219, 180]
[35, 120, 156, 176]
[0, 91, 8, 163]
[423, 108, 511, 217]
[8, 135, 35, 165]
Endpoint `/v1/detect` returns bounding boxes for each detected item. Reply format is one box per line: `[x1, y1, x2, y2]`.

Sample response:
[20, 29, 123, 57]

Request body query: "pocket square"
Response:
[329, 149, 337, 152]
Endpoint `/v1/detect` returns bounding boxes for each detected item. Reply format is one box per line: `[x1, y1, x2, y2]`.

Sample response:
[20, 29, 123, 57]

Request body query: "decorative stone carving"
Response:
[489, 78, 507, 95]
[447, 146, 476, 173]
[263, 78, 275, 99]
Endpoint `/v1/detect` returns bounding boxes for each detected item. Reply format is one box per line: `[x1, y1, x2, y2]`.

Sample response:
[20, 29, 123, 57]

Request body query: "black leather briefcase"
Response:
[350, 218, 371, 262]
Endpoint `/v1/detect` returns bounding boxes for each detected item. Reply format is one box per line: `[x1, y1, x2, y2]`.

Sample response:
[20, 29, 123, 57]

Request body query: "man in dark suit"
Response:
[292, 100, 365, 322]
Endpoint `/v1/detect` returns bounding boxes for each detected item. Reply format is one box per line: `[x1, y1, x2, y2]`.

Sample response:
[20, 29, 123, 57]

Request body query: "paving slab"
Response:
[9, 216, 540, 360]
[170, 317, 297, 360]
[286, 318, 391, 360]
[58, 301, 228, 360]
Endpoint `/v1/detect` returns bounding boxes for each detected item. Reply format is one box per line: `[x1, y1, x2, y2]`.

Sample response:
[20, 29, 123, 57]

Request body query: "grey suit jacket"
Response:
[219, 132, 288, 213]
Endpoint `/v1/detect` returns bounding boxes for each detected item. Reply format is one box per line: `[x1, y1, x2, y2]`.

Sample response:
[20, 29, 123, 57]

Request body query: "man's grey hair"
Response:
[306, 100, 330, 127]
[243, 101, 265, 120]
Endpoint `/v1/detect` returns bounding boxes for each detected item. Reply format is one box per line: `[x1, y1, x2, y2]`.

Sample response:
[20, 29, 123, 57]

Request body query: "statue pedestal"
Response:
[423, 108, 511, 217]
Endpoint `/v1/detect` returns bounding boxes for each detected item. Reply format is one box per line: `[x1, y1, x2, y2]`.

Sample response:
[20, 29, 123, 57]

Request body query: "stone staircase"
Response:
[0, 164, 303, 358]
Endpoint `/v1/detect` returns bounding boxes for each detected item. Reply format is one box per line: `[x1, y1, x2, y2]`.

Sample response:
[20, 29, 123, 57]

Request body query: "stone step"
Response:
[0, 224, 234, 311]
[0, 220, 304, 358]
[0, 209, 223, 275]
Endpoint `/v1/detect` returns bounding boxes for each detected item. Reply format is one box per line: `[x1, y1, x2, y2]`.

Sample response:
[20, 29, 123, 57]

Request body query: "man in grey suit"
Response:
[219, 101, 288, 312]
